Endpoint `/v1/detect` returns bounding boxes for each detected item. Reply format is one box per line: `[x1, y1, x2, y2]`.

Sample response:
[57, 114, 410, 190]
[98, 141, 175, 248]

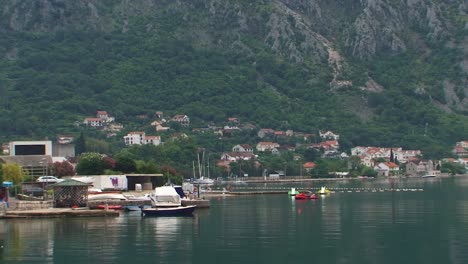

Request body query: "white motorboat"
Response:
[142, 186, 197, 217]
[88, 193, 128, 201]
[148, 186, 183, 207]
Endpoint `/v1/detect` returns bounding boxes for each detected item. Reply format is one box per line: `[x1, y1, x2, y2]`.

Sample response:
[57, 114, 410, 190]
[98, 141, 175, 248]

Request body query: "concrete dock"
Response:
[1, 208, 120, 219]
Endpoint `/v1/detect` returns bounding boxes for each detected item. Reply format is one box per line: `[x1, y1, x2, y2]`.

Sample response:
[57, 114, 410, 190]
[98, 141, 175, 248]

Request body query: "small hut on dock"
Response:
[53, 179, 89, 208]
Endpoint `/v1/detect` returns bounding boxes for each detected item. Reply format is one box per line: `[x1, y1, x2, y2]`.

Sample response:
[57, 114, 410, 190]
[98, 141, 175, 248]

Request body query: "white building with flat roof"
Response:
[9, 141, 53, 156]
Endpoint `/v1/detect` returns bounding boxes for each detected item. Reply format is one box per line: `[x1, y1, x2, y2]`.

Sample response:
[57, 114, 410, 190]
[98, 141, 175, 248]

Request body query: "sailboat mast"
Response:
[202, 150, 205, 178]
[197, 152, 202, 179]
[207, 157, 210, 179]
[192, 161, 196, 179]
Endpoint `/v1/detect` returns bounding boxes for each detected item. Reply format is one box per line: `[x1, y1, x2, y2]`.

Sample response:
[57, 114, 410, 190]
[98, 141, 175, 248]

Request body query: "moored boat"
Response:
[288, 187, 299, 196]
[88, 193, 128, 201]
[318, 187, 331, 195]
[142, 185, 197, 217]
[192, 177, 215, 185]
[295, 191, 319, 200]
[141, 205, 197, 217]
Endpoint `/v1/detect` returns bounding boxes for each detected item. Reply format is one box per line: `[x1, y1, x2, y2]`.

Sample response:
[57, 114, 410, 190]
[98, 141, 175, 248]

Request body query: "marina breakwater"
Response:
[216, 186, 424, 194]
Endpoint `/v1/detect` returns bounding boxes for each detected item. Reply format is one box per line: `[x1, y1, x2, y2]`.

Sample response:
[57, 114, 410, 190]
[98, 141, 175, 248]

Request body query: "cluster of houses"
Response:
[3, 109, 467, 178]
[85, 110, 457, 177]
[82, 111, 123, 137]
[123, 112, 191, 146]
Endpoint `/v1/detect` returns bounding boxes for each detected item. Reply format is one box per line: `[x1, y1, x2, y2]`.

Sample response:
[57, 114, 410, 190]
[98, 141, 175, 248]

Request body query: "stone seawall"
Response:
[10, 201, 54, 211]
[87, 200, 151, 209]
[0, 203, 6, 217]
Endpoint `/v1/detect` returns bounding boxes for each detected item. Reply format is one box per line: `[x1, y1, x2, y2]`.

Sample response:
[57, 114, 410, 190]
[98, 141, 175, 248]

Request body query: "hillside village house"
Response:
[458, 158, 468, 169]
[406, 160, 438, 177]
[103, 123, 124, 133]
[57, 135, 74, 144]
[155, 111, 164, 119]
[227, 117, 240, 125]
[232, 144, 254, 153]
[84, 110, 115, 127]
[171, 115, 190, 127]
[2, 144, 9, 155]
[257, 128, 275, 138]
[256, 142, 280, 152]
[83, 117, 103, 127]
[221, 152, 256, 162]
[151, 121, 170, 132]
[374, 162, 399, 177]
[123, 132, 161, 146]
[352, 146, 421, 165]
[308, 140, 340, 152]
[303, 162, 316, 172]
[319, 130, 340, 140]
[453, 141, 468, 156]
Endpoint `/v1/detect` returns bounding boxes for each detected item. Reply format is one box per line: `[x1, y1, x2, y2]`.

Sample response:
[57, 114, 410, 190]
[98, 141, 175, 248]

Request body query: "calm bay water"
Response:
[2, 177, 468, 264]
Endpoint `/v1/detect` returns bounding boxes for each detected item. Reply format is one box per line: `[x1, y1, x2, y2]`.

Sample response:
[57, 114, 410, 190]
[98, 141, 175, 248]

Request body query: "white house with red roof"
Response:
[171, 115, 190, 127]
[374, 162, 399, 177]
[84, 117, 103, 127]
[123, 132, 161, 146]
[453, 141, 468, 156]
[84, 110, 115, 127]
[232, 144, 254, 153]
[256, 142, 280, 152]
[457, 141, 468, 148]
[352, 146, 421, 165]
[227, 117, 240, 124]
[319, 130, 340, 140]
[96, 111, 114, 122]
[221, 152, 256, 162]
[303, 162, 316, 172]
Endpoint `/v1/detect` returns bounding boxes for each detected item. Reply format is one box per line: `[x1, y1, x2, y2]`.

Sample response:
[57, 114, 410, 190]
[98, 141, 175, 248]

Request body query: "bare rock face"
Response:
[346, 0, 407, 58]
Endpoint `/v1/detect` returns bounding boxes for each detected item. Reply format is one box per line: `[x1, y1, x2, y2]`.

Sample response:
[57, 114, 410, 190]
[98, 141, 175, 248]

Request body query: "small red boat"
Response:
[98, 205, 123, 210]
[295, 192, 319, 200]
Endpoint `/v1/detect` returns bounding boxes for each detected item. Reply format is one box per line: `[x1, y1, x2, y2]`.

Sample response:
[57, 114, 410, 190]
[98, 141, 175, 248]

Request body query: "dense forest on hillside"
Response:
[0, 0, 467, 159]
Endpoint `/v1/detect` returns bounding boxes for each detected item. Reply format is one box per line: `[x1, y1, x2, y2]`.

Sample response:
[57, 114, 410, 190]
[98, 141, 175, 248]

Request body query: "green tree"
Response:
[76, 152, 107, 175]
[441, 162, 465, 175]
[2, 163, 25, 185]
[304, 148, 319, 162]
[361, 166, 377, 177]
[115, 154, 137, 173]
[75, 131, 86, 155]
[135, 160, 158, 174]
[0, 163, 3, 182]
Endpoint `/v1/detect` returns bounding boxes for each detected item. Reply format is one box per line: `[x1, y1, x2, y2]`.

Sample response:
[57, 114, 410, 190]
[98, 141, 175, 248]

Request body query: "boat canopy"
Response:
[153, 186, 181, 206]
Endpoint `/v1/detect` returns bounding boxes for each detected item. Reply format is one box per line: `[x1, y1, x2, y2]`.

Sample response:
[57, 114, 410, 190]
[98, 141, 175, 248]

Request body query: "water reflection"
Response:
[2, 178, 468, 264]
[0, 219, 58, 263]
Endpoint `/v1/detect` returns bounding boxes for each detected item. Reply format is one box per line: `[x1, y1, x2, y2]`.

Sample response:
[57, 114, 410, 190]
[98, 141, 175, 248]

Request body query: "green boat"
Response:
[288, 188, 299, 196]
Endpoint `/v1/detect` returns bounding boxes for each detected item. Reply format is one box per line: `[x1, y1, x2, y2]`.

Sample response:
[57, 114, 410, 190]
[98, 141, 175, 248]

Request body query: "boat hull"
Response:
[97, 205, 123, 210]
[295, 193, 319, 200]
[142, 205, 196, 217]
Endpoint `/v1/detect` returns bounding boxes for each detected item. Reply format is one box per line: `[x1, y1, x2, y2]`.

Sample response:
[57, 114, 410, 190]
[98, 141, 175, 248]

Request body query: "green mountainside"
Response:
[0, 0, 467, 157]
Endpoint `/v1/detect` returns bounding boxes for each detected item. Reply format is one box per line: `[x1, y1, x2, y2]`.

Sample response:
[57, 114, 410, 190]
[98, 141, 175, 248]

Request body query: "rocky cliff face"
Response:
[1, 0, 467, 109]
